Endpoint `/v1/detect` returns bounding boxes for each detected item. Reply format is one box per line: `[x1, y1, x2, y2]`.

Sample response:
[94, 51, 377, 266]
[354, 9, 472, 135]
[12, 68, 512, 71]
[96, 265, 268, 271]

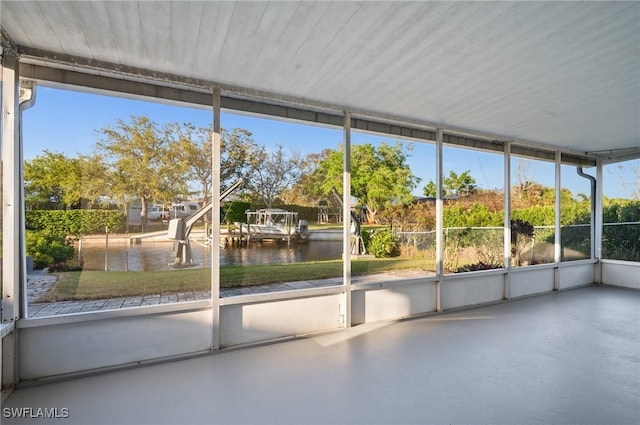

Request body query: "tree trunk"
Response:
[140, 196, 148, 232]
[365, 208, 377, 224]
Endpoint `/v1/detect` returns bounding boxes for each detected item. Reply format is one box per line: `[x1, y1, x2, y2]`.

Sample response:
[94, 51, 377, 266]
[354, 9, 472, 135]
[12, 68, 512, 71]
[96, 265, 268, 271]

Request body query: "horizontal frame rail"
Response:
[19, 61, 596, 166]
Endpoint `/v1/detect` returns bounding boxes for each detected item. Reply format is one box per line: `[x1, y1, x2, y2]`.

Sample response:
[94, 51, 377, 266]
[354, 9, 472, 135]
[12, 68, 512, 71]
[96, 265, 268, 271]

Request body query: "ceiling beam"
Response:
[19, 55, 597, 167]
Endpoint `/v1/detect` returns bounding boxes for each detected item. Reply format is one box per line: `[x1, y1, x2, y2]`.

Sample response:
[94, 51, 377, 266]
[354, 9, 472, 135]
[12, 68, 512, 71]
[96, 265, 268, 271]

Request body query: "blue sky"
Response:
[23, 86, 635, 199]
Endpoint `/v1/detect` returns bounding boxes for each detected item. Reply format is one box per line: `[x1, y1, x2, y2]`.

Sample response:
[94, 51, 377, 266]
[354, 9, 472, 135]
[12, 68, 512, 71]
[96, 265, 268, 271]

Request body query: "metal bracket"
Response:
[1, 29, 18, 57]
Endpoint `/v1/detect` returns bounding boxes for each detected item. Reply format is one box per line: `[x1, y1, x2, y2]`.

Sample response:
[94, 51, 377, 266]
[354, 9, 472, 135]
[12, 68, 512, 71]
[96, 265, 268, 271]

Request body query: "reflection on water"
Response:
[77, 240, 343, 271]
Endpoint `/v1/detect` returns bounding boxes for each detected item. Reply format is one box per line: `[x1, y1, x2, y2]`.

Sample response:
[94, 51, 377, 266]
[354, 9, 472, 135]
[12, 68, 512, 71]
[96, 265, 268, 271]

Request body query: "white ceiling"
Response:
[1, 1, 639, 155]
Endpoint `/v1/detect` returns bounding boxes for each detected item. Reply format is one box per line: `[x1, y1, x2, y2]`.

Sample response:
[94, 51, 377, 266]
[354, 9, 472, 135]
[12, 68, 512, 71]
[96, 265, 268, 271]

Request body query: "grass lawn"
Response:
[38, 258, 435, 302]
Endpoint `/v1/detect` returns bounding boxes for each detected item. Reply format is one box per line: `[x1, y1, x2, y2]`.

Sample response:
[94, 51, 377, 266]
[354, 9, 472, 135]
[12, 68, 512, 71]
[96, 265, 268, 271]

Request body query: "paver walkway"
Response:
[26, 269, 432, 318]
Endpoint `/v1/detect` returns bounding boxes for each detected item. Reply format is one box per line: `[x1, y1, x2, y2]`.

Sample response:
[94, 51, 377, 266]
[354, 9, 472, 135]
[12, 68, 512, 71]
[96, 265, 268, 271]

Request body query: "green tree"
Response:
[167, 122, 210, 200]
[422, 180, 437, 197]
[315, 142, 419, 223]
[96, 116, 189, 227]
[423, 170, 477, 198]
[77, 153, 110, 208]
[25, 151, 112, 210]
[447, 170, 477, 196]
[24, 150, 83, 210]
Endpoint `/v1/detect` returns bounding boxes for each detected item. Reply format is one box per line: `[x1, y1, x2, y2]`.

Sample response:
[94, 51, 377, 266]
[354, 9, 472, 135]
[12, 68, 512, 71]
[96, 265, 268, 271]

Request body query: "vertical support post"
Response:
[342, 112, 352, 328]
[435, 129, 444, 312]
[554, 151, 562, 290]
[2, 46, 21, 388]
[18, 80, 35, 319]
[211, 88, 221, 350]
[2, 48, 20, 324]
[503, 142, 511, 300]
[104, 227, 109, 271]
[594, 160, 604, 283]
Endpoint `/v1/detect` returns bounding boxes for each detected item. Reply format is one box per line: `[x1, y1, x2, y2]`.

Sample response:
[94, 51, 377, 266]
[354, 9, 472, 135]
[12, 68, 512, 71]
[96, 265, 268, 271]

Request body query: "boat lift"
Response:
[241, 209, 309, 244]
[168, 178, 243, 267]
[329, 187, 366, 255]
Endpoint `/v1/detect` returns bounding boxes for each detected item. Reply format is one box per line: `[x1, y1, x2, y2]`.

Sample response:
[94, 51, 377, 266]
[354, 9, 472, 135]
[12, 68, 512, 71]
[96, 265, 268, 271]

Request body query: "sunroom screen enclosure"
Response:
[1, 0, 639, 393]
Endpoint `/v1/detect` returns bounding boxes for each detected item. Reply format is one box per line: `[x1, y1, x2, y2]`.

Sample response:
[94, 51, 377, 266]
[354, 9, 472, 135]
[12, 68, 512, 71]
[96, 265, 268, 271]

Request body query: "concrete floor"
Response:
[3, 285, 639, 425]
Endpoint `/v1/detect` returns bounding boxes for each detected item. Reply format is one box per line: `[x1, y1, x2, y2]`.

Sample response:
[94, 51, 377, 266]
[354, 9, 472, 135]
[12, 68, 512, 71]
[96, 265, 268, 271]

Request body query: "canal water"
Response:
[77, 240, 343, 271]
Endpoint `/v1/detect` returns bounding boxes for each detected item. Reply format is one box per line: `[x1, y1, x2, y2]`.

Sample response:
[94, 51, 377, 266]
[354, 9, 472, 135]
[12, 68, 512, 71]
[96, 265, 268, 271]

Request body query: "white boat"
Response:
[241, 208, 309, 242]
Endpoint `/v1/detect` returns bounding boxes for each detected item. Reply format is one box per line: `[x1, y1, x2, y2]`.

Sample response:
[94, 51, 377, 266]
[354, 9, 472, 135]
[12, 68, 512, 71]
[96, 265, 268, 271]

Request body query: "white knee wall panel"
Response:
[351, 282, 437, 325]
[19, 310, 213, 379]
[602, 261, 640, 289]
[219, 295, 343, 347]
[511, 268, 555, 298]
[441, 274, 504, 310]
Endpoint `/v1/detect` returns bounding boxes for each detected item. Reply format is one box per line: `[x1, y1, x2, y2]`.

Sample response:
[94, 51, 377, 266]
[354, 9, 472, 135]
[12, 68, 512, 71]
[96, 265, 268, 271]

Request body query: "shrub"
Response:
[378, 203, 436, 232]
[512, 205, 555, 227]
[455, 262, 503, 273]
[25, 209, 123, 269]
[602, 201, 640, 262]
[26, 230, 74, 269]
[48, 261, 83, 272]
[363, 228, 399, 258]
[444, 203, 503, 228]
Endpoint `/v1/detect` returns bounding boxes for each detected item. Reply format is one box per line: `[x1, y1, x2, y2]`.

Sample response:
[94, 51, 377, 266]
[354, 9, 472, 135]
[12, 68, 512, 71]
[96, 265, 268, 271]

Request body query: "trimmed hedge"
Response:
[26, 209, 125, 236]
[25, 209, 125, 269]
[222, 201, 251, 223]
